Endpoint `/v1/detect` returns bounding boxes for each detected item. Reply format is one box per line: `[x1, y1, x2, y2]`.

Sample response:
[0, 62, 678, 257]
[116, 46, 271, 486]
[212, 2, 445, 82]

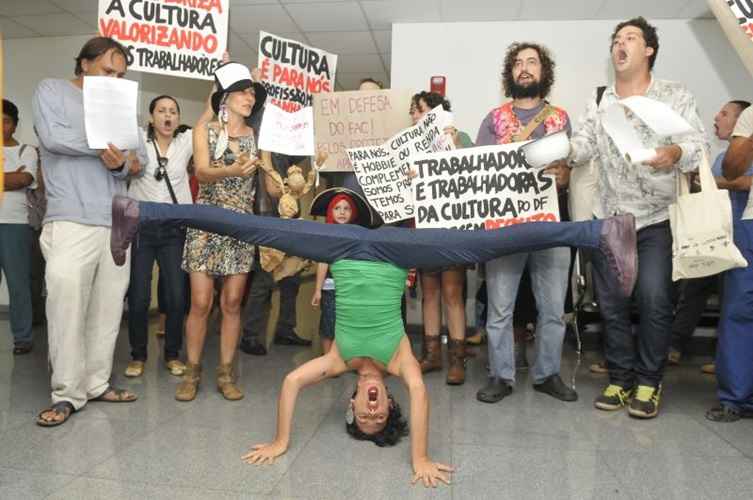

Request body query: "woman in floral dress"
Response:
[176, 62, 270, 402]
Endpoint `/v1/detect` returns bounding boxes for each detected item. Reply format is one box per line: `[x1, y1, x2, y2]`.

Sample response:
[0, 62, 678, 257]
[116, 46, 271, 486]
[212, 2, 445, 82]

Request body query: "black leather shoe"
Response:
[239, 337, 267, 356]
[273, 331, 312, 346]
[476, 377, 513, 404]
[533, 374, 578, 402]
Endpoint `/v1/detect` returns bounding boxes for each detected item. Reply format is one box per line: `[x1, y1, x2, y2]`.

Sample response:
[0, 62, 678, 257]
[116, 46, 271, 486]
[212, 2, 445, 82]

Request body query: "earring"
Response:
[345, 405, 354, 425]
[220, 104, 228, 123]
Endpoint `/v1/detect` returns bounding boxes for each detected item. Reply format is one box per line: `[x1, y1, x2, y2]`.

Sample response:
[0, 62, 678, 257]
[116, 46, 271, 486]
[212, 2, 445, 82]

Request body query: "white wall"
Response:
[392, 19, 753, 153]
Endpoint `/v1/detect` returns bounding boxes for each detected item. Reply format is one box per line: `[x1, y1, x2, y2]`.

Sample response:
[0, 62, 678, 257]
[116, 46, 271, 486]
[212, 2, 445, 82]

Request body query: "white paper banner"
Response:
[601, 96, 694, 165]
[412, 143, 560, 230]
[83, 76, 139, 150]
[347, 106, 454, 223]
[258, 104, 315, 156]
[97, 0, 229, 81]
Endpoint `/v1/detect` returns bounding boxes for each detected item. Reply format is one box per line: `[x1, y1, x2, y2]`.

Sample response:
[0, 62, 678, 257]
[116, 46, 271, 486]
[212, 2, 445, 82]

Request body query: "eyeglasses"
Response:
[154, 156, 168, 181]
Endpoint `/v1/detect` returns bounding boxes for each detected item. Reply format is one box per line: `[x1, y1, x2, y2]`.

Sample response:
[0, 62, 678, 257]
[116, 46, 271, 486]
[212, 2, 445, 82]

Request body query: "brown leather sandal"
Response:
[36, 401, 76, 427]
[90, 386, 138, 403]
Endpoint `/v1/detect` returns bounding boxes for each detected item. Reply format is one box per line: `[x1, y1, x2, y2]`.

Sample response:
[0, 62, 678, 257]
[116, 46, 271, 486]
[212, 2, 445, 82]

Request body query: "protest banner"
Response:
[258, 104, 315, 156]
[708, 0, 753, 78]
[412, 143, 560, 230]
[258, 31, 337, 113]
[346, 106, 454, 224]
[97, 0, 229, 80]
[313, 89, 413, 172]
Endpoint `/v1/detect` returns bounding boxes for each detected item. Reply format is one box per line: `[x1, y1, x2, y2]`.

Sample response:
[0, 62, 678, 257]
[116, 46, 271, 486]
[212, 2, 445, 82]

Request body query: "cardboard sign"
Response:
[97, 0, 228, 81]
[412, 143, 560, 230]
[346, 106, 454, 224]
[258, 31, 337, 113]
[258, 104, 315, 156]
[313, 89, 413, 172]
[708, 0, 753, 77]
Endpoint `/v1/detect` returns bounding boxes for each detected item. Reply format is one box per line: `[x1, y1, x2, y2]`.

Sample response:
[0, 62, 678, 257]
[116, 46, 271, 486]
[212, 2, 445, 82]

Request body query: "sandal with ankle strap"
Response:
[90, 386, 138, 403]
[36, 401, 76, 427]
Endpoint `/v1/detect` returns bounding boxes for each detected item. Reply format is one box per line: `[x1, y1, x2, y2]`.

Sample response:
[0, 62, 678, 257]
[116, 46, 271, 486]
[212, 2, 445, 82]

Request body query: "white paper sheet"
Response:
[83, 76, 139, 150]
[601, 96, 694, 165]
[620, 96, 695, 137]
[258, 104, 315, 156]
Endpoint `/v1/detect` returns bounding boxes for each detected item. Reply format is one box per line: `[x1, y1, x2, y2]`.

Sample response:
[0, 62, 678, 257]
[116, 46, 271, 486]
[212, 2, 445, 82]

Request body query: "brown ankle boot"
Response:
[419, 335, 443, 373]
[217, 363, 244, 401]
[446, 339, 466, 385]
[175, 363, 201, 401]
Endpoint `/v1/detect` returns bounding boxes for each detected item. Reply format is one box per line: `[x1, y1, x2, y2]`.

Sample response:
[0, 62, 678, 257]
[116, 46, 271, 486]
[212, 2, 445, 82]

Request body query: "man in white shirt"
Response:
[706, 104, 753, 422]
[1, 99, 37, 354]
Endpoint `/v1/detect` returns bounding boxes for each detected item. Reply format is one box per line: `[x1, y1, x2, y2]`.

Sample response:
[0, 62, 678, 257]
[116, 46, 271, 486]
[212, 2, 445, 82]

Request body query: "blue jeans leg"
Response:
[138, 202, 603, 269]
[716, 220, 753, 411]
[486, 253, 527, 384]
[529, 246, 571, 384]
[156, 228, 187, 360]
[0, 224, 34, 344]
[592, 221, 673, 388]
[127, 228, 158, 361]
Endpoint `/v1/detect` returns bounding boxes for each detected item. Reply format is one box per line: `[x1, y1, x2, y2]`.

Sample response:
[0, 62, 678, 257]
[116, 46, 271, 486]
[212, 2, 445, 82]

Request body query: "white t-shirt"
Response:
[128, 129, 193, 204]
[733, 106, 753, 137]
[0, 144, 38, 224]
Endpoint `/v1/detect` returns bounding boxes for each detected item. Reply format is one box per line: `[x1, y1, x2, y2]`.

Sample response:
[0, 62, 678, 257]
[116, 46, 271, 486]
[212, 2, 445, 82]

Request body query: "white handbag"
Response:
[669, 151, 748, 280]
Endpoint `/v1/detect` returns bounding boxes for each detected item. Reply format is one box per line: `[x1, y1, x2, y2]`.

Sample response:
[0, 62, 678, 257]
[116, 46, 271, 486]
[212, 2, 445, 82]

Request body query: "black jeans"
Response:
[127, 223, 187, 361]
[670, 275, 720, 353]
[591, 221, 673, 387]
[242, 259, 300, 340]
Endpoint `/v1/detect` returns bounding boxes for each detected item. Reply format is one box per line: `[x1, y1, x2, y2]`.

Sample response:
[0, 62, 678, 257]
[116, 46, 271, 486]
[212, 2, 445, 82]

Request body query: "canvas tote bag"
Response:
[669, 151, 747, 280]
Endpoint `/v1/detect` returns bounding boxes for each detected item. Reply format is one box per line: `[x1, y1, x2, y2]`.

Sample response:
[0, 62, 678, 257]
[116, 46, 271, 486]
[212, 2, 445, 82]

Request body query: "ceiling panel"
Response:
[336, 53, 385, 74]
[360, 0, 442, 30]
[0, 0, 61, 17]
[680, 0, 714, 19]
[285, 2, 368, 31]
[519, 0, 605, 21]
[440, 0, 523, 22]
[0, 17, 40, 38]
[306, 31, 378, 55]
[596, 0, 689, 19]
[372, 29, 391, 53]
[13, 12, 95, 37]
[238, 30, 308, 46]
[229, 4, 299, 35]
[50, 0, 100, 13]
[280, 0, 358, 3]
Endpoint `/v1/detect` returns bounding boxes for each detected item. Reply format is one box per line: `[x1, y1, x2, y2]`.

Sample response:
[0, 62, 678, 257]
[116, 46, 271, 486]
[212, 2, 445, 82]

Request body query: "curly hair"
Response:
[345, 394, 409, 447]
[502, 42, 555, 99]
[611, 17, 659, 70]
[413, 91, 452, 112]
[3, 99, 19, 126]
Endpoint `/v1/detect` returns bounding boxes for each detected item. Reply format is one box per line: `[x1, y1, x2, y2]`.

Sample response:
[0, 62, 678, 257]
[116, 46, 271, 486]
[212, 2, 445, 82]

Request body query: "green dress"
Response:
[332, 260, 408, 365]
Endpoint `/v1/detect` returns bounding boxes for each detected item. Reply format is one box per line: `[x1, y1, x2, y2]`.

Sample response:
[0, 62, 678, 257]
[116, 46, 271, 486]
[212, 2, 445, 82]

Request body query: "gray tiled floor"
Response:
[1, 318, 752, 500]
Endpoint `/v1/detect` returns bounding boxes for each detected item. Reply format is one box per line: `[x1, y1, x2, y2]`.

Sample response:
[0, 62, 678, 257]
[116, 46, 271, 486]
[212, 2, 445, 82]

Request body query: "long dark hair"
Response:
[146, 95, 188, 142]
[345, 393, 408, 447]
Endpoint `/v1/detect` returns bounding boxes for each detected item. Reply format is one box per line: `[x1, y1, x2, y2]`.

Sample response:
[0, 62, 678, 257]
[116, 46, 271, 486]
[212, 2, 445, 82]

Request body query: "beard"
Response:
[510, 79, 543, 99]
